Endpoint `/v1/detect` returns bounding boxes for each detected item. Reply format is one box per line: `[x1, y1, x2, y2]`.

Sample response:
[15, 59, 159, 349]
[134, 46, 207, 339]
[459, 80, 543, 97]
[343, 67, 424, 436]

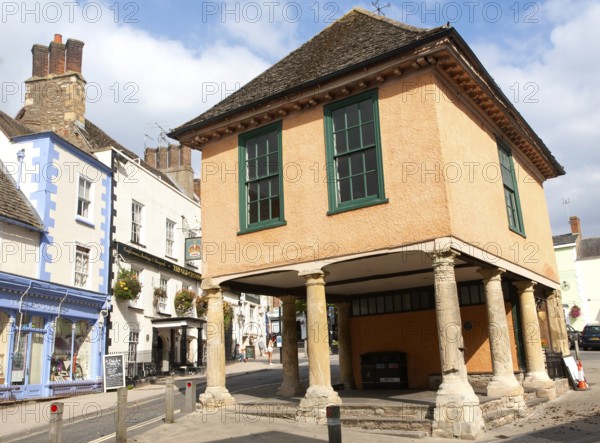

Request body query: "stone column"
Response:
[430, 250, 484, 440]
[298, 270, 341, 417]
[514, 281, 555, 399]
[199, 282, 235, 407]
[337, 302, 355, 389]
[181, 325, 188, 366]
[197, 327, 203, 367]
[277, 295, 304, 396]
[478, 268, 523, 398]
[546, 290, 570, 356]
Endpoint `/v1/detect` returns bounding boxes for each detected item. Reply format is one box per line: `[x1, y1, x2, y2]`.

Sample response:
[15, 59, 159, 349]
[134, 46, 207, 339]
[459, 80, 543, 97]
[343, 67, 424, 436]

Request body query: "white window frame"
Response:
[166, 219, 175, 257]
[130, 267, 143, 308]
[74, 245, 90, 288]
[77, 175, 93, 221]
[127, 330, 139, 377]
[131, 201, 143, 244]
[160, 276, 168, 293]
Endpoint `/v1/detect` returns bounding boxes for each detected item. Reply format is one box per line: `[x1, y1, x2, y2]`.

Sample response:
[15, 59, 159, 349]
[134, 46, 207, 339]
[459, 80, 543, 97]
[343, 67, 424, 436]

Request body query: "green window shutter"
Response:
[238, 121, 286, 234]
[324, 89, 387, 214]
[497, 141, 525, 236]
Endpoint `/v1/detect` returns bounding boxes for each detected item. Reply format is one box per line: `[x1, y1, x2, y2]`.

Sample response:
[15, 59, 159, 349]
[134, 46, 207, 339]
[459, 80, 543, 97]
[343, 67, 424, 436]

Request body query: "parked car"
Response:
[566, 324, 580, 349]
[580, 324, 600, 350]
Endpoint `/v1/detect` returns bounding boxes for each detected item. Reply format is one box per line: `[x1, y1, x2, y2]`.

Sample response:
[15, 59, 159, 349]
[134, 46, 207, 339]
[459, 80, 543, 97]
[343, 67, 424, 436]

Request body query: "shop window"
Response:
[50, 319, 92, 381]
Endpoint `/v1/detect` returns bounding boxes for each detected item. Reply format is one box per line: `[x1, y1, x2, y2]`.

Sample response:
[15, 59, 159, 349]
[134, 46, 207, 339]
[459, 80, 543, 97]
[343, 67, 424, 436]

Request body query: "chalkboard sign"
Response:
[103, 354, 125, 392]
[246, 346, 255, 359]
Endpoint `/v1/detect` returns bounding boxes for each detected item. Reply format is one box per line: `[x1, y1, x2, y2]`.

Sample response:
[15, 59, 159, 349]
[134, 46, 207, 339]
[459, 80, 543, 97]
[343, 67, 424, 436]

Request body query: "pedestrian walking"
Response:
[266, 336, 275, 365]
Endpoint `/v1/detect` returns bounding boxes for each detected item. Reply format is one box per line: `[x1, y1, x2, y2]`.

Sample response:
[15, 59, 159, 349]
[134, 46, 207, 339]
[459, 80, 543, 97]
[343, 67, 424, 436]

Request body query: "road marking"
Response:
[87, 409, 181, 443]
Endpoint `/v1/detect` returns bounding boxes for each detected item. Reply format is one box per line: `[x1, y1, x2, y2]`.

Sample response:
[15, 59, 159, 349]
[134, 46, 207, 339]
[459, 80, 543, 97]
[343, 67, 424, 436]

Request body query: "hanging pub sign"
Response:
[103, 354, 125, 392]
[185, 237, 202, 261]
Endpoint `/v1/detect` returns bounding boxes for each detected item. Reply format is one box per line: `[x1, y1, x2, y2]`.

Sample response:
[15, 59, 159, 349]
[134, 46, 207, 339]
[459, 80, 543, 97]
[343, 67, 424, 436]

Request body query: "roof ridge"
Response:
[349, 7, 441, 33]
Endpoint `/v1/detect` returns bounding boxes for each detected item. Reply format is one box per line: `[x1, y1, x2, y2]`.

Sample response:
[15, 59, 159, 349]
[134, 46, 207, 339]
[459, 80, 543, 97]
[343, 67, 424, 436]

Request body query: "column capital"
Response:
[477, 267, 505, 282]
[546, 289, 560, 300]
[299, 269, 327, 286]
[513, 280, 536, 294]
[428, 248, 460, 268]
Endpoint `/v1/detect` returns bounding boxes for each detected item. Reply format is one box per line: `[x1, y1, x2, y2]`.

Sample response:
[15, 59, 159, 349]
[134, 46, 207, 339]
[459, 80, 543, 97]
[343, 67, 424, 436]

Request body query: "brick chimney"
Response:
[569, 216, 581, 236]
[49, 34, 65, 75]
[194, 178, 201, 201]
[19, 35, 87, 149]
[144, 148, 157, 168]
[32, 45, 49, 77]
[150, 144, 195, 198]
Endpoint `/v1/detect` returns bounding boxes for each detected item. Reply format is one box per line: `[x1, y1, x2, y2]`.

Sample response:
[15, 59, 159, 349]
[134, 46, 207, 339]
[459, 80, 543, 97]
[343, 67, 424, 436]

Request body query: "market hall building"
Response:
[170, 9, 569, 439]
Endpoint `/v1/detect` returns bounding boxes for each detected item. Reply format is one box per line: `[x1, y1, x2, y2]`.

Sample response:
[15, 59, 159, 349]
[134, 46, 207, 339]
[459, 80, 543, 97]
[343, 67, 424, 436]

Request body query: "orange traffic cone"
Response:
[577, 360, 588, 389]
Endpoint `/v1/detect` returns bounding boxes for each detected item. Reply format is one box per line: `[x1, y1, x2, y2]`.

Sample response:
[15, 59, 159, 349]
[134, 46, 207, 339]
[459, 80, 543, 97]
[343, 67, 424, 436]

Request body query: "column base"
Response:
[199, 386, 236, 408]
[341, 378, 356, 390]
[432, 378, 485, 440]
[523, 372, 556, 399]
[277, 382, 305, 397]
[486, 376, 524, 398]
[297, 385, 341, 422]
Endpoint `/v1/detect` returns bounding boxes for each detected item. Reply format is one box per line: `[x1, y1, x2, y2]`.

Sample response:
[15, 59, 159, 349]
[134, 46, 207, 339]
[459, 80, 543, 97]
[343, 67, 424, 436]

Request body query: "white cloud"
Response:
[0, 0, 270, 156]
[470, 1, 600, 236]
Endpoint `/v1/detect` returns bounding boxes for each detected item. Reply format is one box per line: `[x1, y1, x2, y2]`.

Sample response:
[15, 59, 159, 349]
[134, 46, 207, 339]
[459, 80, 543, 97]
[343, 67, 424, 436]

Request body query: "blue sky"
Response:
[1, 0, 599, 237]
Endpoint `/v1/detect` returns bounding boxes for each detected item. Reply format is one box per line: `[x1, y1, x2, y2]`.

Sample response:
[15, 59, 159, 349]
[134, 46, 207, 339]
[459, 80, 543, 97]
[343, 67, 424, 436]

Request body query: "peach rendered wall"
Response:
[201, 71, 452, 278]
[434, 80, 559, 282]
[349, 303, 519, 389]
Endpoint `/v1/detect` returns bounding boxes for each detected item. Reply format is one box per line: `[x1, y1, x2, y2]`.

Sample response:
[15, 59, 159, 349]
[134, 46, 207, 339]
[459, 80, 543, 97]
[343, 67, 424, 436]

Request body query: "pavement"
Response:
[1, 353, 599, 442]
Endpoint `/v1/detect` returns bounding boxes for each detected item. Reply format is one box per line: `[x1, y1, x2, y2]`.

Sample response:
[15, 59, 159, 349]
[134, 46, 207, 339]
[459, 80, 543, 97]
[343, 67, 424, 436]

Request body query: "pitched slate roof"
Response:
[170, 8, 447, 135]
[553, 233, 579, 246]
[0, 162, 44, 231]
[0, 110, 33, 138]
[578, 238, 600, 259]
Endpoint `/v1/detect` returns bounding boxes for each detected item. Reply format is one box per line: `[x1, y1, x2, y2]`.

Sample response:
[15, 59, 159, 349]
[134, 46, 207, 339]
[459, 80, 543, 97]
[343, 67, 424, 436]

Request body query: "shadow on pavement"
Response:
[203, 431, 324, 442]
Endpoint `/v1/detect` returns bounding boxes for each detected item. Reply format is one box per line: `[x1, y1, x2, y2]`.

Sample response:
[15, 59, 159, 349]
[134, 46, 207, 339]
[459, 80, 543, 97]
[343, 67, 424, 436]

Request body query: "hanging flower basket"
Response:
[113, 269, 142, 301]
[174, 288, 196, 316]
[195, 295, 208, 318]
[569, 305, 581, 318]
[194, 295, 233, 328]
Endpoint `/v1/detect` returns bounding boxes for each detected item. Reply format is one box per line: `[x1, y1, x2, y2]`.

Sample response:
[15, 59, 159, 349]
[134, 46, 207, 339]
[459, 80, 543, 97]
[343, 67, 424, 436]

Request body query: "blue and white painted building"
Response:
[0, 115, 112, 400]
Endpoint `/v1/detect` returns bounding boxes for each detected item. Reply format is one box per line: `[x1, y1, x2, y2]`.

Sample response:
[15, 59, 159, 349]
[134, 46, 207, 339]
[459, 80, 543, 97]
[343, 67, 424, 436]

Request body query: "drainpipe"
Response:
[16, 149, 25, 190]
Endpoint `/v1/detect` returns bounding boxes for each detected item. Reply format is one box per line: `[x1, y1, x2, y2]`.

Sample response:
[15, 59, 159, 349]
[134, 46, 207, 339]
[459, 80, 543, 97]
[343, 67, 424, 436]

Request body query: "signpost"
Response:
[103, 354, 126, 392]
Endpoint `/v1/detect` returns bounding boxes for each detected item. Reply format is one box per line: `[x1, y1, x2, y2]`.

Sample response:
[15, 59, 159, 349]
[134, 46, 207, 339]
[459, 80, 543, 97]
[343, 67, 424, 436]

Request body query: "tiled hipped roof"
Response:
[0, 110, 33, 138]
[552, 233, 579, 246]
[172, 8, 445, 133]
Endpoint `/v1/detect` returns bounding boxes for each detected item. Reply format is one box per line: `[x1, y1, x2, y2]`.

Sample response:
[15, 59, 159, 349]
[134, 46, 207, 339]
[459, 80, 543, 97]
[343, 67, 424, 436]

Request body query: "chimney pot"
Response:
[54, 34, 62, 43]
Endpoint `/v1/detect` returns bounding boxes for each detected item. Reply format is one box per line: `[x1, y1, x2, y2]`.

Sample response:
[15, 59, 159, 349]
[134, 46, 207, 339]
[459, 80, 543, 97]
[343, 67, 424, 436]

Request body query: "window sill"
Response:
[130, 240, 146, 248]
[75, 216, 95, 228]
[509, 226, 527, 239]
[327, 198, 389, 216]
[238, 220, 287, 236]
[165, 255, 178, 262]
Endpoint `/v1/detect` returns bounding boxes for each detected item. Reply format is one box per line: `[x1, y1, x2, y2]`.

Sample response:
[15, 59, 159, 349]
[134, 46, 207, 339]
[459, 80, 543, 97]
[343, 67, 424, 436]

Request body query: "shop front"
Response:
[0, 272, 108, 401]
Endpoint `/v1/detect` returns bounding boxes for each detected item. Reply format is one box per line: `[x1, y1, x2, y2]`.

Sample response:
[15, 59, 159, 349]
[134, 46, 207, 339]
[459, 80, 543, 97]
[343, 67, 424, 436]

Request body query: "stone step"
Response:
[340, 404, 434, 419]
[341, 416, 433, 433]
